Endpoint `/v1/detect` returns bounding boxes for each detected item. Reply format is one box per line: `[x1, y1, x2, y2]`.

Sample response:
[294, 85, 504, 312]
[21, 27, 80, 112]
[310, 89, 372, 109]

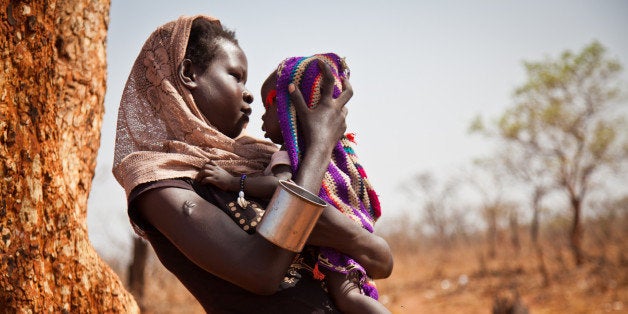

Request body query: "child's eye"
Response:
[230, 73, 242, 81]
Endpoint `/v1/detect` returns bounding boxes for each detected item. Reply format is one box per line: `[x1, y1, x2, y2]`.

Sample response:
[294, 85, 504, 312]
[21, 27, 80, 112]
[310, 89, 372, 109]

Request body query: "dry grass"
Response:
[111, 219, 627, 313]
[376, 229, 627, 313]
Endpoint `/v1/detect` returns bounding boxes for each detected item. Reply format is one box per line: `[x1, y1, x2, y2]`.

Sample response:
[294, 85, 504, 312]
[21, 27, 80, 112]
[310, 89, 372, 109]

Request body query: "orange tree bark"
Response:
[0, 1, 138, 312]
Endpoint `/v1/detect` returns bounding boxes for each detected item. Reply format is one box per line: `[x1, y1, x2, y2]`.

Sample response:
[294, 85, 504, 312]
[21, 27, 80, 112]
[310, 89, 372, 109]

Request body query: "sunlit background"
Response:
[87, 1, 628, 311]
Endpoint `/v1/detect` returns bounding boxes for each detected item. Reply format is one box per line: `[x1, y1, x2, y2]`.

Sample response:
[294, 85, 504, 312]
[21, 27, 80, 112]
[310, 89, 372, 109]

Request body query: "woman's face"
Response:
[191, 39, 253, 138]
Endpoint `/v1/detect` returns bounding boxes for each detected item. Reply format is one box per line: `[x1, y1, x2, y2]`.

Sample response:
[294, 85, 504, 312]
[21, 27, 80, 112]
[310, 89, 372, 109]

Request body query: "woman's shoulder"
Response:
[128, 178, 197, 236]
[129, 178, 194, 203]
[129, 177, 236, 207]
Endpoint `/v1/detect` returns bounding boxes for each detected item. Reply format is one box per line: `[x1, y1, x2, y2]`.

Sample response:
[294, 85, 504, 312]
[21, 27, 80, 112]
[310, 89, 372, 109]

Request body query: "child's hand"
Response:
[196, 161, 238, 191]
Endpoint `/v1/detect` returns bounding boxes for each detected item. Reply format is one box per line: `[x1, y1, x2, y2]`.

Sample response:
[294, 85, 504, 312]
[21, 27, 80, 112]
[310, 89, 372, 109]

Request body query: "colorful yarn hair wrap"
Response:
[274, 53, 382, 300]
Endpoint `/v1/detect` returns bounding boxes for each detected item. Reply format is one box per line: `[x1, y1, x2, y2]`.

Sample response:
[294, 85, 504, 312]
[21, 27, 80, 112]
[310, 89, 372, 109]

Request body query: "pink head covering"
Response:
[113, 15, 276, 197]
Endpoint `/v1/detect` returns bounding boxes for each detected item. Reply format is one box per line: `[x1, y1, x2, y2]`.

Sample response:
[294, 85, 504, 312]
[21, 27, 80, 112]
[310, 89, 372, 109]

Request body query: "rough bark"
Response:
[0, 1, 138, 312]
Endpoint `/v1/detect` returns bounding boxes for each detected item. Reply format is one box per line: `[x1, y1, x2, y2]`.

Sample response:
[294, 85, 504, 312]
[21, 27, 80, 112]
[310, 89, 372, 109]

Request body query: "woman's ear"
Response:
[179, 59, 197, 89]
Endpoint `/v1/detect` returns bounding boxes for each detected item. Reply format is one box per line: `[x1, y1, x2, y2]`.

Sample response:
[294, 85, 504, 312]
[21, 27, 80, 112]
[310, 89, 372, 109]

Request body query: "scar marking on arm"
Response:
[182, 200, 197, 216]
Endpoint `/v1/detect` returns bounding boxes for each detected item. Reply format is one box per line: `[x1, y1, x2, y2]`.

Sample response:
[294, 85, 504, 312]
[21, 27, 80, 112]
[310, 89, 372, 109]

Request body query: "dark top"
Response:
[128, 178, 339, 313]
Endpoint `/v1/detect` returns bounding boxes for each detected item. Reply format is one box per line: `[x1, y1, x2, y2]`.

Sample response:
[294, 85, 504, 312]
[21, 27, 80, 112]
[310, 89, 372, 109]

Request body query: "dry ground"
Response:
[119, 229, 627, 313]
[377, 242, 627, 313]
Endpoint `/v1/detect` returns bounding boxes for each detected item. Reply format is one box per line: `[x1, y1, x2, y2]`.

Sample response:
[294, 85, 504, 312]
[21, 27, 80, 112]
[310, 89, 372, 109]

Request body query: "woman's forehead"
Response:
[214, 40, 247, 66]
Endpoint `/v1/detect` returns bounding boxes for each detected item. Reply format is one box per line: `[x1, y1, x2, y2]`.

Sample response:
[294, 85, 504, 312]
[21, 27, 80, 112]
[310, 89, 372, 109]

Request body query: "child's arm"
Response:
[240, 164, 292, 199]
[196, 161, 292, 199]
[196, 161, 239, 191]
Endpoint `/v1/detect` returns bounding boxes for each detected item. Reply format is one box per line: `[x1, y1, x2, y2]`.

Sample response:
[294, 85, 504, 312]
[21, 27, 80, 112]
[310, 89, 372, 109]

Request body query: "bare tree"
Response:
[471, 41, 628, 266]
[464, 159, 516, 259]
[402, 172, 466, 247]
[0, 1, 138, 311]
[587, 195, 628, 261]
[478, 147, 552, 283]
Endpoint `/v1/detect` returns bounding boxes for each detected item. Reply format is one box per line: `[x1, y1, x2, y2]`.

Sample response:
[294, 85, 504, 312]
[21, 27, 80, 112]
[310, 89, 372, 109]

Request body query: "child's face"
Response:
[260, 80, 284, 145]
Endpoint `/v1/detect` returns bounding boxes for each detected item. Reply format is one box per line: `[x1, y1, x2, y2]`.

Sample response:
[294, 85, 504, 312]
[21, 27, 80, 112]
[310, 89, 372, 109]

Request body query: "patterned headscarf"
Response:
[113, 15, 277, 197]
[274, 53, 382, 299]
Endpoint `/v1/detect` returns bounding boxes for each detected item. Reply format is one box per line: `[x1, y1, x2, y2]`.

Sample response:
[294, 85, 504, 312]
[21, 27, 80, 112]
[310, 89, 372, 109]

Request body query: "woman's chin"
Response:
[236, 118, 249, 134]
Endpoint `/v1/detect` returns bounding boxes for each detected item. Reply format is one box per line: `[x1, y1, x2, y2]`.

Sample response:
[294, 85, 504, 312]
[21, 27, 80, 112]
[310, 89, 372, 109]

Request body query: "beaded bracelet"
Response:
[237, 174, 249, 208]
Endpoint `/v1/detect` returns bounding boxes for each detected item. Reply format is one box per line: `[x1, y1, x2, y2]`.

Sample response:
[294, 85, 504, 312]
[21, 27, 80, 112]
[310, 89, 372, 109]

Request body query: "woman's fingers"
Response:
[317, 60, 335, 101]
[318, 61, 353, 108]
[289, 83, 309, 118]
[336, 77, 353, 107]
[291, 61, 353, 113]
[289, 60, 351, 147]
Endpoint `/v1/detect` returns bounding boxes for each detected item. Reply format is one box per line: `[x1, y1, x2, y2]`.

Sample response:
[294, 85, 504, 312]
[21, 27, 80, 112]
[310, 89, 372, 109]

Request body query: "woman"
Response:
[113, 15, 393, 313]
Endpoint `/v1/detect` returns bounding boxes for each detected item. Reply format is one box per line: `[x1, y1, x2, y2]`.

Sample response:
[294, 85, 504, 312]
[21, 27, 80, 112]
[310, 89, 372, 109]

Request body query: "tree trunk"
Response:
[530, 189, 542, 245]
[486, 207, 497, 259]
[509, 212, 520, 254]
[128, 237, 149, 310]
[0, 1, 138, 312]
[534, 243, 550, 287]
[570, 196, 584, 266]
[530, 189, 549, 285]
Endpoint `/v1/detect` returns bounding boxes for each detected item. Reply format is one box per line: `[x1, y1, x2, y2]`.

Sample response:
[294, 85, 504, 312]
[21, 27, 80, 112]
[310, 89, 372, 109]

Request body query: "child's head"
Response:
[260, 54, 349, 147]
[274, 53, 348, 168]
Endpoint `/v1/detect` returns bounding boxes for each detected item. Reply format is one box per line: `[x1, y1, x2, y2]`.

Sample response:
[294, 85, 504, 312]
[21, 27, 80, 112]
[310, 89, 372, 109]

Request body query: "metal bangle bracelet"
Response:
[257, 180, 327, 252]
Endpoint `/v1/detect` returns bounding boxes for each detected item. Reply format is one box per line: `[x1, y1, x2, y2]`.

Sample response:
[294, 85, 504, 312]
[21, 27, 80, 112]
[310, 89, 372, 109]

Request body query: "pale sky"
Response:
[88, 0, 628, 261]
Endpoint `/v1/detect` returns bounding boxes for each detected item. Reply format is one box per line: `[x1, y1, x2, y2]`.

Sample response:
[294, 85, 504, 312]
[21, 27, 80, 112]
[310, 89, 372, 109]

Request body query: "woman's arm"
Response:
[135, 187, 293, 295]
[308, 206, 393, 279]
[136, 61, 354, 295]
[289, 62, 393, 279]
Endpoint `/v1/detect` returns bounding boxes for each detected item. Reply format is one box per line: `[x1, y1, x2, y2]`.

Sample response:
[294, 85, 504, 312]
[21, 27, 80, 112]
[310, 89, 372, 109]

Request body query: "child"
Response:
[199, 53, 388, 314]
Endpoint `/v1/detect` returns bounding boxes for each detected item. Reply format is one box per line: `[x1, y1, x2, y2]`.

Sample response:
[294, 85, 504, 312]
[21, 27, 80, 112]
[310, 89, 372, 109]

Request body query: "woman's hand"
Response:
[290, 60, 352, 150]
[289, 62, 393, 279]
[290, 61, 353, 193]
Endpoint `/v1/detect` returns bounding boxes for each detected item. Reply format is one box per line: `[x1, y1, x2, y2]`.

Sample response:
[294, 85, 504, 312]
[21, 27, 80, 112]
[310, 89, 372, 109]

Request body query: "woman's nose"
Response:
[243, 90, 254, 104]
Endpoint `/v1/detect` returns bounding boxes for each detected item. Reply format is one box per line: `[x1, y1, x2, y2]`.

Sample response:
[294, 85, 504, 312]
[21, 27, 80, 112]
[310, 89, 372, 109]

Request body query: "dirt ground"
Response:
[126, 227, 627, 314]
[376, 240, 627, 314]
